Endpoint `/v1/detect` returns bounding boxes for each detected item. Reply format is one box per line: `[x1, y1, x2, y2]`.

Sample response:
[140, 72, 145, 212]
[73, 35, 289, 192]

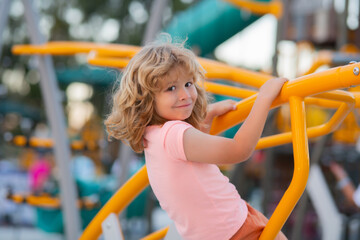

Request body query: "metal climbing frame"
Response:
[12, 41, 360, 239]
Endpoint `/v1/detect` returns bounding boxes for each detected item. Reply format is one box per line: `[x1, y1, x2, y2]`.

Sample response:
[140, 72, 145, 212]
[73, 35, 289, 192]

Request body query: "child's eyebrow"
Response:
[165, 80, 177, 86]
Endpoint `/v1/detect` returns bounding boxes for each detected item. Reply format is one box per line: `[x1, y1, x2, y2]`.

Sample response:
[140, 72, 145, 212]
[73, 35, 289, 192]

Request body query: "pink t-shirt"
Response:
[144, 120, 248, 240]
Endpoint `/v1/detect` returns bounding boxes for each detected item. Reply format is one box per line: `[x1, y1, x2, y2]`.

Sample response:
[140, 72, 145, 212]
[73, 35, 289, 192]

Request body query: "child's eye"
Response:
[167, 86, 176, 91]
[185, 82, 193, 87]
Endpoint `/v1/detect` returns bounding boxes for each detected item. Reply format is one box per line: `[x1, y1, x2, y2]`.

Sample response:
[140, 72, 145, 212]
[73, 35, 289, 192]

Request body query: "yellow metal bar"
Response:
[350, 91, 360, 108]
[302, 51, 332, 76]
[88, 55, 130, 68]
[9, 194, 98, 209]
[140, 227, 169, 240]
[197, 58, 271, 88]
[204, 81, 257, 98]
[12, 41, 140, 57]
[256, 102, 353, 149]
[12, 135, 98, 150]
[225, 0, 283, 18]
[10, 194, 60, 208]
[260, 96, 310, 239]
[79, 165, 149, 240]
[304, 97, 342, 108]
[88, 54, 272, 89]
[210, 63, 360, 135]
[12, 42, 272, 89]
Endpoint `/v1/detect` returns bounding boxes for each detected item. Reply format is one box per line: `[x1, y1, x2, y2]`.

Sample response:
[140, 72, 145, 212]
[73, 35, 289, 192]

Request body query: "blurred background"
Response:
[1, 0, 360, 239]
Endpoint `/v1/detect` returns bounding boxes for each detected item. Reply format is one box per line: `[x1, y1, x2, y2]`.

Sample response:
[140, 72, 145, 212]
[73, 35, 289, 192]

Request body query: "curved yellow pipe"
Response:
[79, 166, 149, 240]
[140, 227, 169, 240]
[9, 194, 98, 209]
[225, 0, 283, 18]
[260, 96, 309, 239]
[256, 102, 353, 149]
[12, 41, 140, 57]
[210, 63, 360, 134]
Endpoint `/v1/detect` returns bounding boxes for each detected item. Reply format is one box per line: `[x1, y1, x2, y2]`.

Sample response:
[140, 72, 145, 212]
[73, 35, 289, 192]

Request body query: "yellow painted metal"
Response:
[88, 54, 271, 89]
[11, 194, 60, 208]
[225, 0, 283, 19]
[140, 227, 169, 240]
[302, 50, 332, 76]
[304, 97, 342, 109]
[9, 194, 98, 209]
[12, 41, 140, 57]
[210, 63, 360, 135]
[260, 96, 310, 239]
[204, 82, 257, 98]
[12, 135, 97, 150]
[256, 101, 353, 149]
[12, 42, 271, 88]
[88, 55, 130, 69]
[79, 166, 149, 240]
[351, 92, 360, 108]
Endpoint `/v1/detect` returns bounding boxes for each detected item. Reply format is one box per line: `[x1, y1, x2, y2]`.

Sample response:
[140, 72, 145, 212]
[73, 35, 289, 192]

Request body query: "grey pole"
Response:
[0, 0, 11, 59]
[142, 0, 169, 45]
[337, 0, 349, 49]
[21, 0, 81, 239]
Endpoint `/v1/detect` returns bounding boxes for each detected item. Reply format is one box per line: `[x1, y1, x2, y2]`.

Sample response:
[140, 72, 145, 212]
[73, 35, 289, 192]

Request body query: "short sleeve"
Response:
[162, 121, 192, 161]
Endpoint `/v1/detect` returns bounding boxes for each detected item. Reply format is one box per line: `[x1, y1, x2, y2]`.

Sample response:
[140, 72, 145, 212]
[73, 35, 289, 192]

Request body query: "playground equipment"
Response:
[302, 50, 360, 76]
[6, 192, 99, 209]
[164, 0, 278, 56]
[225, 0, 283, 18]
[11, 135, 101, 151]
[12, 40, 360, 239]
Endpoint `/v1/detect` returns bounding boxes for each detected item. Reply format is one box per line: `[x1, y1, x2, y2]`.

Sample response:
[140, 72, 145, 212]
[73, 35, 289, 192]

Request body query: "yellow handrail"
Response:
[12, 135, 99, 150]
[210, 63, 360, 134]
[8, 193, 99, 209]
[12, 41, 140, 57]
[301, 50, 360, 76]
[87, 54, 272, 89]
[225, 0, 283, 19]
[260, 96, 309, 239]
[140, 227, 169, 240]
[12, 42, 272, 89]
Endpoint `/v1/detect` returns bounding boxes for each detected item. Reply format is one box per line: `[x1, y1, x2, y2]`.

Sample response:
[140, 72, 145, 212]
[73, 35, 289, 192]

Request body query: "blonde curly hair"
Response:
[105, 40, 209, 153]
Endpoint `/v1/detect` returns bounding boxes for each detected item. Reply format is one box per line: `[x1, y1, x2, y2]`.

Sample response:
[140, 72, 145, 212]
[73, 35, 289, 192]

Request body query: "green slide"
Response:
[164, 0, 271, 56]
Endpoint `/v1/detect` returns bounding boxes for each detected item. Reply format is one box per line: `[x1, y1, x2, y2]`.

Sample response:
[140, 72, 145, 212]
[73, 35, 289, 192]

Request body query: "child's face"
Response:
[154, 66, 198, 121]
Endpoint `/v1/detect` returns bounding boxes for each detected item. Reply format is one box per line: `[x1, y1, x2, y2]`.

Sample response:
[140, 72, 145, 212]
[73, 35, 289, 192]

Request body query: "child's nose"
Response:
[179, 87, 190, 100]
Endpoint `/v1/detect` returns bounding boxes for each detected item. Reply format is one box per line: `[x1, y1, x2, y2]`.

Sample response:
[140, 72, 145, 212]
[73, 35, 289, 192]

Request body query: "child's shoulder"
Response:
[163, 120, 191, 128]
[146, 120, 192, 135]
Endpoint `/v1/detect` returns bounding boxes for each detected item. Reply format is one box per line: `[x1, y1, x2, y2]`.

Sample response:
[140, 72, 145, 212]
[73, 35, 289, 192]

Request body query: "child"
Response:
[105, 38, 288, 240]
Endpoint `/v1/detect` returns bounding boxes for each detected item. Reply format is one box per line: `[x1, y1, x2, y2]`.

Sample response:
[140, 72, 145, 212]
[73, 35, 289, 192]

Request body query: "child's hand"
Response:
[201, 99, 237, 133]
[258, 77, 288, 102]
[207, 99, 237, 117]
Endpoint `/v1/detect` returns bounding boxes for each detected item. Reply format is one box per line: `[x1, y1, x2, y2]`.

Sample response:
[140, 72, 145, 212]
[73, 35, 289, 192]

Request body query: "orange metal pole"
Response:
[256, 102, 353, 149]
[210, 62, 360, 135]
[140, 227, 169, 240]
[260, 96, 310, 239]
[225, 0, 283, 18]
[12, 41, 140, 57]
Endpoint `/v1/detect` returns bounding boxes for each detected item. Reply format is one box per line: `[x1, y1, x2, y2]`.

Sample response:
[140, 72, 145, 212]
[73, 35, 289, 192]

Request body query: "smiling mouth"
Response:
[175, 103, 192, 108]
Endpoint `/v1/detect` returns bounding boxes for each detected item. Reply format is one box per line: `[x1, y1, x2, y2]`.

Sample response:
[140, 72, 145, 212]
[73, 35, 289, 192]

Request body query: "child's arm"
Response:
[183, 77, 288, 165]
[200, 99, 237, 134]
